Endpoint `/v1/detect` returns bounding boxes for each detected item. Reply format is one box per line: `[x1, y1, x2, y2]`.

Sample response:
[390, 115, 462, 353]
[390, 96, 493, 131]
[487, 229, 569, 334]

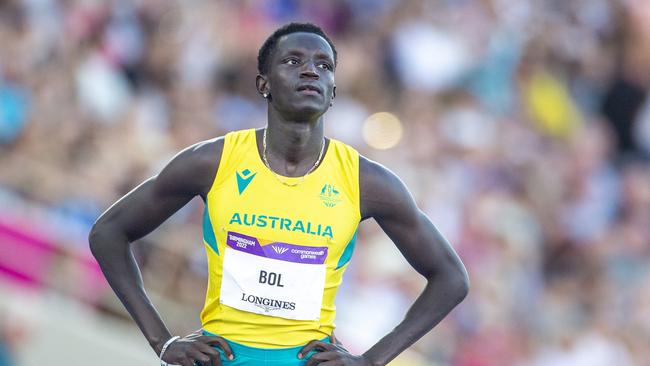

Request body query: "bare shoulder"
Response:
[359, 155, 418, 221]
[185, 136, 226, 174]
[155, 136, 225, 199]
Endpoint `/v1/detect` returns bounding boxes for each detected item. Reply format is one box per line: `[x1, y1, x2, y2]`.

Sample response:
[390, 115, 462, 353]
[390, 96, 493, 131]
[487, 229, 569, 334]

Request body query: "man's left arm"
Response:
[301, 156, 469, 366]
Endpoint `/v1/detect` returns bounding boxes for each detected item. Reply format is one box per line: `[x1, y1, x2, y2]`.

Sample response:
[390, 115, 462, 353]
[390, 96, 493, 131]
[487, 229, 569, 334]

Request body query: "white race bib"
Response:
[220, 231, 328, 320]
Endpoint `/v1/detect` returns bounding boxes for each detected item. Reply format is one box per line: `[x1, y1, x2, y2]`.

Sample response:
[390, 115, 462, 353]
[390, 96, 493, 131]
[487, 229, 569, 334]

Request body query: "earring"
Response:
[263, 93, 268, 98]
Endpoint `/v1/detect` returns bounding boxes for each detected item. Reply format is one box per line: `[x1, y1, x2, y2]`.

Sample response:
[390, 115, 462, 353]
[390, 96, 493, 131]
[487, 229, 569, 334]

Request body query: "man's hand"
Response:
[161, 332, 234, 366]
[299, 339, 372, 366]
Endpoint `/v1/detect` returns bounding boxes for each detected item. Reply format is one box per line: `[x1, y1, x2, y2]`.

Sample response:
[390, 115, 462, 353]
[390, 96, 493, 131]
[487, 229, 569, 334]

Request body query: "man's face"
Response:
[264, 32, 336, 120]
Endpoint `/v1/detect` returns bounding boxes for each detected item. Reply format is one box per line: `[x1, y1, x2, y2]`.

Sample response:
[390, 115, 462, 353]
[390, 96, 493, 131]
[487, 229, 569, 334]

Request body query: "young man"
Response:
[89, 23, 469, 366]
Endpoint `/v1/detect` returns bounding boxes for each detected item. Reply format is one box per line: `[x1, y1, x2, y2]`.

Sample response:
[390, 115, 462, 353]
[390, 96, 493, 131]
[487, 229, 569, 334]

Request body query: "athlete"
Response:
[89, 23, 469, 366]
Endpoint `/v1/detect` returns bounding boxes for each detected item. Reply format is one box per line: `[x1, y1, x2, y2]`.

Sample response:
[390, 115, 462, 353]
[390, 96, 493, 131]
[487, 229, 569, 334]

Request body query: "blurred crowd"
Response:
[1, 0, 650, 365]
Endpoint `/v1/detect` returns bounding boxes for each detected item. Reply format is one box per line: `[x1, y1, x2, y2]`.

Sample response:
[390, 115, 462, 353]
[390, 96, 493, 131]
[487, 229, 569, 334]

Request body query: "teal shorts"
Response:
[201, 330, 330, 366]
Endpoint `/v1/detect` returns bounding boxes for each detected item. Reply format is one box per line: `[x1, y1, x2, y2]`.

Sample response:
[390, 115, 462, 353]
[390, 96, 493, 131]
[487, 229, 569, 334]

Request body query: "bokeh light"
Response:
[362, 112, 403, 150]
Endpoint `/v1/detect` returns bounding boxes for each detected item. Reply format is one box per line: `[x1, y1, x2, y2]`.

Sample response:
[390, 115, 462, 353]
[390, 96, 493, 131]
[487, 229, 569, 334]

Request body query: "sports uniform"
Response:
[199, 129, 360, 364]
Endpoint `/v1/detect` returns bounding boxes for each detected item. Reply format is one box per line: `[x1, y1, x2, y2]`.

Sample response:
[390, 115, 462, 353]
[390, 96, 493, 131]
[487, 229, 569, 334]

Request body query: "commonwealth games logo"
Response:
[271, 245, 289, 255]
[319, 184, 341, 207]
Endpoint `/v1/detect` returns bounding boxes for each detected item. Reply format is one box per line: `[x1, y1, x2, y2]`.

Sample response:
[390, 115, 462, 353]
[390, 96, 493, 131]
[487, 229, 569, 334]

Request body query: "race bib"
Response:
[220, 231, 328, 320]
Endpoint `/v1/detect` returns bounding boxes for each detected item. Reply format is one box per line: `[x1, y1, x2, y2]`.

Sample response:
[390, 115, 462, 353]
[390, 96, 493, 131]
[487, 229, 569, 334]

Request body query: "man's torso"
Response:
[200, 128, 361, 348]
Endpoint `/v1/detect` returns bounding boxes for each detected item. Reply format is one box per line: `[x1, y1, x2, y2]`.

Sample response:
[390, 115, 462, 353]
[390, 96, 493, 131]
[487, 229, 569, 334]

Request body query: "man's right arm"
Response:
[88, 138, 231, 364]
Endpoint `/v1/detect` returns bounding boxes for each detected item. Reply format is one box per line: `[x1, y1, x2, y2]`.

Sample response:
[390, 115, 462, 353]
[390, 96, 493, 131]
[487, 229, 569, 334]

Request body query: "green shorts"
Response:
[201, 330, 330, 366]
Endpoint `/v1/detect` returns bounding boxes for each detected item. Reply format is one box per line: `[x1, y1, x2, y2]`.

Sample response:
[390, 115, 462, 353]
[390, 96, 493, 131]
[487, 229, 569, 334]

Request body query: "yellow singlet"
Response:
[200, 128, 361, 348]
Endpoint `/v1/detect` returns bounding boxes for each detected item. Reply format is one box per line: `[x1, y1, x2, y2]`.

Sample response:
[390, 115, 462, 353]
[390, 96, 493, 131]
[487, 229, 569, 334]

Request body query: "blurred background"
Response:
[1, 0, 650, 365]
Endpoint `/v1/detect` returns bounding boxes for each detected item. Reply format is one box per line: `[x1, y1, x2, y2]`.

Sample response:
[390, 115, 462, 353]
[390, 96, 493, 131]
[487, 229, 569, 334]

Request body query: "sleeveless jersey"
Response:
[200, 128, 361, 348]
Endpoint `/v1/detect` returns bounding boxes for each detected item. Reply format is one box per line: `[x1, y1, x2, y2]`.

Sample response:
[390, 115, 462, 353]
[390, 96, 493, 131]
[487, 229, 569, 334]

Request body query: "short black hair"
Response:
[257, 22, 337, 75]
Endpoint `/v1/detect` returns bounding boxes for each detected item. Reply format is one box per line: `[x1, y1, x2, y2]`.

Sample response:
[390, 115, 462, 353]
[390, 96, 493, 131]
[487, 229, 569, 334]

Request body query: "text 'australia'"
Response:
[229, 212, 333, 239]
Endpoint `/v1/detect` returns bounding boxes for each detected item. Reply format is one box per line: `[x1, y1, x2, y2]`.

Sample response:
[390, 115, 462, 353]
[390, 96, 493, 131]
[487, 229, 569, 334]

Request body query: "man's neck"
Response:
[262, 108, 326, 176]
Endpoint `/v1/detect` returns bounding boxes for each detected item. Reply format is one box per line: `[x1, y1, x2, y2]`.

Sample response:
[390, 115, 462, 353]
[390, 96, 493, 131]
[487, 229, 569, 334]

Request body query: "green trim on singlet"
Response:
[336, 230, 357, 269]
[202, 330, 330, 365]
[203, 207, 219, 255]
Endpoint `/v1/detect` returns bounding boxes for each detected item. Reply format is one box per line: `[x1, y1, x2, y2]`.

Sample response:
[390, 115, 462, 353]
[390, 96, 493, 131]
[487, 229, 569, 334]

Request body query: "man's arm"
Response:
[358, 156, 469, 365]
[301, 156, 469, 366]
[88, 138, 234, 366]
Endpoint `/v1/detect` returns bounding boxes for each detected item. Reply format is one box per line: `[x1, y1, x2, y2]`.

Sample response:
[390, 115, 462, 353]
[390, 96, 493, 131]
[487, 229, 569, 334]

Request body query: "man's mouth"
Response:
[296, 84, 322, 95]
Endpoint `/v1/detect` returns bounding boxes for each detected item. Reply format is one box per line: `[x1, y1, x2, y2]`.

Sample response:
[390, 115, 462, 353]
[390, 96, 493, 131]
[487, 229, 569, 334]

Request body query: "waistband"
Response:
[202, 330, 330, 361]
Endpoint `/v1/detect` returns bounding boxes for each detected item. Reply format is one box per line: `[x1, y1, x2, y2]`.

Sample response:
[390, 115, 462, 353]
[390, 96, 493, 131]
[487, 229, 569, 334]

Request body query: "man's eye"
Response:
[318, 63, 332, 70]
[285, 59, 299, 65]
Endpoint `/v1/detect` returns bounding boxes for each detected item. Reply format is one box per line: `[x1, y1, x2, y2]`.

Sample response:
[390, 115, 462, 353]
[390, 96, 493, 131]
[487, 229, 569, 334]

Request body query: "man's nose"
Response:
[300, 61, 319, 79]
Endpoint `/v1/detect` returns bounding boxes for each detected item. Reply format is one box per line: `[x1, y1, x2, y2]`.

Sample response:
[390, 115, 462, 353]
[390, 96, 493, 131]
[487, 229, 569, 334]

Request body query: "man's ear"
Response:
[332, 85, 336, 100]
[256, 74, 270, 99]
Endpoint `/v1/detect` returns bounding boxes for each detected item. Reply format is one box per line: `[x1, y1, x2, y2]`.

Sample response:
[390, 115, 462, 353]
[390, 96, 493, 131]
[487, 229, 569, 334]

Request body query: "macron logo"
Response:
[271, 245, 289, 255]
[236, 169, 257, 195]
